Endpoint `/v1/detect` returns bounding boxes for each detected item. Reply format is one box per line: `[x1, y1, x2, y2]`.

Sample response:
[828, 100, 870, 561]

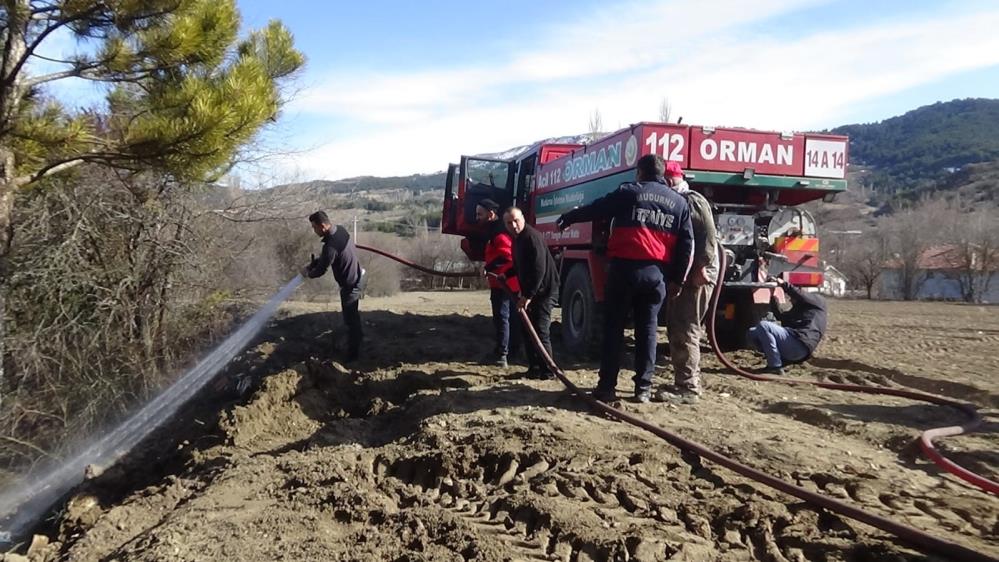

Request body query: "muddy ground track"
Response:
[51, 300, 999, 561]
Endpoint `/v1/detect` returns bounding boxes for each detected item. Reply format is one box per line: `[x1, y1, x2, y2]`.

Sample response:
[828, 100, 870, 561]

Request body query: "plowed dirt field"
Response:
[40, 293, 998, 561]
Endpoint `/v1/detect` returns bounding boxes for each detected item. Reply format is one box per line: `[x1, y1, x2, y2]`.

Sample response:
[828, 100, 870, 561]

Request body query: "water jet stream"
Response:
[0, 276, 303, 545]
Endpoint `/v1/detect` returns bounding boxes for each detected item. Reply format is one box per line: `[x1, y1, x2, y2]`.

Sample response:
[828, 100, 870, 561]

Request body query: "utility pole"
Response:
[353, 215, 358, 241]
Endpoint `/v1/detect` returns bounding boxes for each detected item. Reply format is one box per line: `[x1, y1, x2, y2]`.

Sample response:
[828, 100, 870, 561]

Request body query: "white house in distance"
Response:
[820, 265, 847, 297]
[881, 245, 999, 302]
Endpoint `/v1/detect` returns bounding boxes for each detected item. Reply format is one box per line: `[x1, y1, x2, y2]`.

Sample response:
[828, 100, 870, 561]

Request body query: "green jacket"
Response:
[681, 188, 719, 283]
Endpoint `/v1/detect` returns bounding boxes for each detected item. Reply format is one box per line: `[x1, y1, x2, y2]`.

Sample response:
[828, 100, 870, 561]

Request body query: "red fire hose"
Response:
[356, 243, 997, 562]
[706, 246, 997, 496]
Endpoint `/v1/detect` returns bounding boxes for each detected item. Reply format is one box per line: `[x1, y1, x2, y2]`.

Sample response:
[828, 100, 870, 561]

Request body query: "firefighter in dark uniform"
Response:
[557, 154, 694, 403]
[301, 211, 367, 362]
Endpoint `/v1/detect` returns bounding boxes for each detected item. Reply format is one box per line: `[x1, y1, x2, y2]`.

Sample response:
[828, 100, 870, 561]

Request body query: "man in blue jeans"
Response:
[748, 277, 827, 375]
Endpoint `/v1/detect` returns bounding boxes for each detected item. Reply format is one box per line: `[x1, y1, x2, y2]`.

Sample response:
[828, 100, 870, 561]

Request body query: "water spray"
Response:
[0, 276, 304, 546]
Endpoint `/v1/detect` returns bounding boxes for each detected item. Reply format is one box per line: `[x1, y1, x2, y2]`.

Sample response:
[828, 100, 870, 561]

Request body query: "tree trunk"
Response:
[1, 0, 30, 406]
[1, 150, 15, 407]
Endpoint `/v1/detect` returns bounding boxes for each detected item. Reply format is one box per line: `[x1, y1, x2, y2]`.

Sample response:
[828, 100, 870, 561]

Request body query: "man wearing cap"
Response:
[301, 211, 367, 362]
[556, 154, 694, 403]
[656, 161, 719, 404]
[476, 198, 520, 368]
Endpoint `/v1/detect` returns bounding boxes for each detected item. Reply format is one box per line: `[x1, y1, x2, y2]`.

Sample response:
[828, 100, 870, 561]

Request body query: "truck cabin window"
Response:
[464, 159, 512, 225]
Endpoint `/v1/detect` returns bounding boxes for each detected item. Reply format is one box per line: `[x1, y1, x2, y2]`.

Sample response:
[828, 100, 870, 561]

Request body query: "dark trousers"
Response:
[489, 288, 519, 357]
[339, 270, 366, 355]
[523, 289, 558, 372]
[598, 261, 666, 393]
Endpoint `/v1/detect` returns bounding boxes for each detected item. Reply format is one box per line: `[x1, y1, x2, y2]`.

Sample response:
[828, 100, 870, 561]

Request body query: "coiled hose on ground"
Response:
[355, 243, 996, 562]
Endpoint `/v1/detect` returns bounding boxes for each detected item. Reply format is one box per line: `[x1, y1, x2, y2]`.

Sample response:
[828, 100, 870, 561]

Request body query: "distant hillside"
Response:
[267, 134, 594, 196]
[832, 98, 999, 194]
[270, 172, 447, 197]
[903, 160, 999, 204]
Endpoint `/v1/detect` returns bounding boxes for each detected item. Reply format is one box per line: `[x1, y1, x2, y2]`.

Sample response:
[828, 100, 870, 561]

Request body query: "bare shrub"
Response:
[402, 229, 482, 290]
[355, 232, 403, 297]
[1, 168, 239, 471]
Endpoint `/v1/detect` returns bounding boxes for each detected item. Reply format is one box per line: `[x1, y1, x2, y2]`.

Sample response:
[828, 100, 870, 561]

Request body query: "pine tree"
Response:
[0, 0, 304, 395]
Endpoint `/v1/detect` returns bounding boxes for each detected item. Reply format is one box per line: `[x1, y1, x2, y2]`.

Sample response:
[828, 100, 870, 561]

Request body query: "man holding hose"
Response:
[301, 211, 367, 363]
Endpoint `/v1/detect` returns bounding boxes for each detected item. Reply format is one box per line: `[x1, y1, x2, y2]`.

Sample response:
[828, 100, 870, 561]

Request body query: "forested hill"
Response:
[833, 98, 999, 194]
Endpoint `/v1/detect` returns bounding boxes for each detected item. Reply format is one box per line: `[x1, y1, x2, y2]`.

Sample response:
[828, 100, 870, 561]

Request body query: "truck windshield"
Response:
[465, 159, 510, 191]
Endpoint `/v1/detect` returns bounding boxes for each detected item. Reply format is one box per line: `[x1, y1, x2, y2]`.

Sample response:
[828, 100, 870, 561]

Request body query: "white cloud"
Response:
[283, 1, 999, 180]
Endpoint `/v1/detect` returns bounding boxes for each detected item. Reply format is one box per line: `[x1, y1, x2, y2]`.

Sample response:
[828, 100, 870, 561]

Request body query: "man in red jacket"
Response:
[476, 199, 520, 368]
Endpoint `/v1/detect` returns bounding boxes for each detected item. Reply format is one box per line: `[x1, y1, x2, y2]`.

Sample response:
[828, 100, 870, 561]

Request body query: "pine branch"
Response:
[13, 156, 88, 187]
[7, 5, 102, 87]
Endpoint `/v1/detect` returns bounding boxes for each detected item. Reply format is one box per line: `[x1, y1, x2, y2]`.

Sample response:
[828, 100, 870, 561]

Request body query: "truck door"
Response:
[442, 163, 460, 235]
[443, 156, 516, 238]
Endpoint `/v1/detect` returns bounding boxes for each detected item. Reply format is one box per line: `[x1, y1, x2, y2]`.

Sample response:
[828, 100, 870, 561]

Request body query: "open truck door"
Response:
[441, 156, 516, 261]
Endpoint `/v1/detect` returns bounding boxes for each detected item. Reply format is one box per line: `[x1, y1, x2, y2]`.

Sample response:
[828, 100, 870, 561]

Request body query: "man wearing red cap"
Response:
[657, 161, 719, 403]
[557, 155, 694, 403]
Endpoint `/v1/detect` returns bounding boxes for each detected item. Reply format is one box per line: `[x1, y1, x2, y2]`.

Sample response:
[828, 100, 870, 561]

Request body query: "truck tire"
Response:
[561, 263, 603, 357]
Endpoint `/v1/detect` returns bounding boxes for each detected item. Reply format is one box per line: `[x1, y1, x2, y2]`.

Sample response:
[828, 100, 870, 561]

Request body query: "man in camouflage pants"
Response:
[657, 161, 718, 404]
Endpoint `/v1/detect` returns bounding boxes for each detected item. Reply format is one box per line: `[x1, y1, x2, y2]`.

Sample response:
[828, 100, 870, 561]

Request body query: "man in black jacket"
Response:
[301, 211, 366, 362]
[557, 154, 694, 403]
[747, 277, 827, 375]
[504, 206, 559, 380]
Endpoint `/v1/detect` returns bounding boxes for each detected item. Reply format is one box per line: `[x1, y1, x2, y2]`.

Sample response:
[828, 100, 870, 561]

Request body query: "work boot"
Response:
[590, 388, 617, 403]
[479, 351, 499, 365]
[495, 355, 508, 368]
[528, 369, 555, 381]
[634, 388, 652, 404]
[654, 386, 700, 404]
[754, 365, 786, 376]
[517, 367, 540, 379]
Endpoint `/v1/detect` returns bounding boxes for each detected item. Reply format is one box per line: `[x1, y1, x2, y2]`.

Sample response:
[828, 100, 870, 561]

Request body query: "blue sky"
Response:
[36, 0, 999, 183]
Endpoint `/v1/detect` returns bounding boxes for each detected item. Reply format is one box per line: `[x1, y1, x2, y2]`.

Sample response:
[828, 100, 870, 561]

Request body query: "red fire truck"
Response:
[441, 122, 848, 353]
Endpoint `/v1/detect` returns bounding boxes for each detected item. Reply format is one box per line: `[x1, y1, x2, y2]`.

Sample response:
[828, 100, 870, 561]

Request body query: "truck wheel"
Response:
[561, 263, 603, 357]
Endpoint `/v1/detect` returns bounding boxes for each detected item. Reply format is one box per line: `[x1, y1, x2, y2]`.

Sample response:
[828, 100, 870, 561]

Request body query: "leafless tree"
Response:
[588, 109, 603, 141]
[840, 234, 887, 299]
[658, 97, 672, 123]
[944, 207, 999, 303]
[881, 200, 950, 300]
